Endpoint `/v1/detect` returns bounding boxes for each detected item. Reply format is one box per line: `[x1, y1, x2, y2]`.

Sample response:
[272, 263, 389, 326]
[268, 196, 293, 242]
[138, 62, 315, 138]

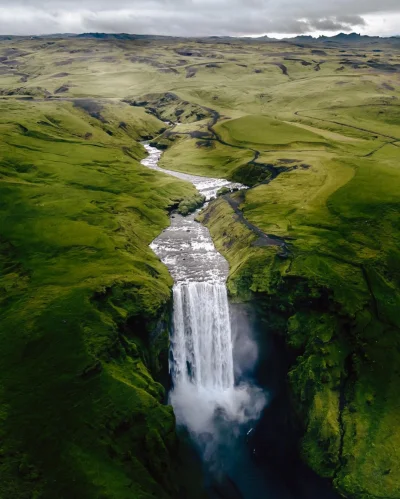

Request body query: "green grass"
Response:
[178, 193, 205, 215]
[0, 98, 196, 498]
[201, 146, 400, 498]
[159, 136, 253, 178]
[0, 34, 400, 499]
[216, 114, 327, 149]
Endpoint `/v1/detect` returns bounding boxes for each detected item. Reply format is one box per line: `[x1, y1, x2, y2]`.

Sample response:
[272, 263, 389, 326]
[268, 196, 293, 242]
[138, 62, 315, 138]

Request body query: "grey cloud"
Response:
[310, 19, 355, 32]
[336, 14, 367, 26]
[81, 12, 310, 36]
[80, 13, 365, 37]
[0, 0, 398, 36]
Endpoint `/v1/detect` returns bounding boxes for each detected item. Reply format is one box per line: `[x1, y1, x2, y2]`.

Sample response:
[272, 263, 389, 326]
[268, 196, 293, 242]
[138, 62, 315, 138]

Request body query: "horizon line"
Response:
[0, 31, 399, 40]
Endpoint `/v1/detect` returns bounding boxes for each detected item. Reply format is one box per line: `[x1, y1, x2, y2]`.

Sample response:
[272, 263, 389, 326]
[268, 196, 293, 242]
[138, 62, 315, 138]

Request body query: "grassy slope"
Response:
[216, 114, 327, 149]
[160, 137, 254, 178]
[241, 148, 400, 494]
[0, 99, 196, 498]
[198, 120, 400, 497]
[1, 36, 400, 498]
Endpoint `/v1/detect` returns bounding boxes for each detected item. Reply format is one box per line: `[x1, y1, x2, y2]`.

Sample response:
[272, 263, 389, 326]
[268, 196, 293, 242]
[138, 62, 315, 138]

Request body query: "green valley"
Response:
[0, 33, 399, 499]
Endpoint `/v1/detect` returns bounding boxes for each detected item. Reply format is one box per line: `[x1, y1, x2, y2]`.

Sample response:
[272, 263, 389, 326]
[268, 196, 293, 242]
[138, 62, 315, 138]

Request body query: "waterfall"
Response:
[143, 143, 265, 435]
[141, 143, 338, 499]
[171, 282, 234, 391]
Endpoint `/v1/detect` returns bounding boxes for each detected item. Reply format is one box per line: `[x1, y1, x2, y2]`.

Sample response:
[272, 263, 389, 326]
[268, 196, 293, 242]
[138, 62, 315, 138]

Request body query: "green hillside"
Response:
[0, 34, 400, 499]
[0, 98, 196, 498]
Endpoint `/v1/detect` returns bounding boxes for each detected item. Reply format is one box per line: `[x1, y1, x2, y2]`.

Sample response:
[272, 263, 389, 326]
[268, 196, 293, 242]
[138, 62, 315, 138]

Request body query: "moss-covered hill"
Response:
[199, 148, 400, 498]
[0, 99, 197, 498]
[0, 34, 400, 499]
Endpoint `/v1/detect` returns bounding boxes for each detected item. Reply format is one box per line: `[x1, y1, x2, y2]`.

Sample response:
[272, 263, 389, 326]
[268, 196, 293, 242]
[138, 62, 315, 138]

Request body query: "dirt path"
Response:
[284, 120, 364, 143]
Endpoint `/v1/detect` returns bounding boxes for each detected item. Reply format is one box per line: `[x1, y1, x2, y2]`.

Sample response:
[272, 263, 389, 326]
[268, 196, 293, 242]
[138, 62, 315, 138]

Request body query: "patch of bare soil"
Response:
[196, 140, 214, 148]
[69, 49, 94, 54]
[101, 56, 117, 62]
[367, 60, 400, 72]
[186, 67, 197, 78]
[269, 62, 288, 76]
[52, 72, 70, 78]
[284, 57, 312, 66]
[311, 49, 327, 56]
[130, 55, 178, 73]
[73, 99, 107, 123]
[0, 86, 51, 97]
[159, 68, 178, 74]
[382, 83, 395, 91]
[2, 48, 30, 57]
[55, 85, 70, 94]
[277, 159, 298, 164]
[175, 49, 203, 57]
[55, 59, 74, 67]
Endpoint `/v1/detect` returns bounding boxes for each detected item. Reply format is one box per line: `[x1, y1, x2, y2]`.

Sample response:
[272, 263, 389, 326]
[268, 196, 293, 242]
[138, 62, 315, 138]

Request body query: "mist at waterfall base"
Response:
[169, 281, 267, 482]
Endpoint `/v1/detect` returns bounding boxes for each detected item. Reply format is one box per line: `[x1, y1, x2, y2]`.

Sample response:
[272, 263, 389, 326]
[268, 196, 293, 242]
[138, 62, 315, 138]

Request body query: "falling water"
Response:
[143, 143, 240, 398]
[171, 282, 234, 390]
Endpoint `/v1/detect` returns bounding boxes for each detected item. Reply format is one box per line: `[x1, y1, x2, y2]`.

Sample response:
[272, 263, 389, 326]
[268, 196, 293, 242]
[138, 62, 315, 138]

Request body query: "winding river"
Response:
[142, 144, 256, 426]
[142, 144, 340, 499]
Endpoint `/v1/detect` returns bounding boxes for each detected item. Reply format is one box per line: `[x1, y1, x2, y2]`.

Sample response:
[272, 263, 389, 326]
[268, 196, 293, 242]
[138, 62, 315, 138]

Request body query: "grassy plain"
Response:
[0, 34, 400, 499]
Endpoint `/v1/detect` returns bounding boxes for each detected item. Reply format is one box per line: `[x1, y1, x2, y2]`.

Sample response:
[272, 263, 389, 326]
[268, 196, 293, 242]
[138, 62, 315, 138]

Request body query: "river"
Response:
[142, 144, 340, 499]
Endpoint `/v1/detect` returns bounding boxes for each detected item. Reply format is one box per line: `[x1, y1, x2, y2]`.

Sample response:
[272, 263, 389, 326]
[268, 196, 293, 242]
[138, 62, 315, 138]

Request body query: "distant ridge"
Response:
[73, 32, 400, 45]
[1, 31, 399, 44]
[76, 32, 169, 40]
[285, 32, 400, 44]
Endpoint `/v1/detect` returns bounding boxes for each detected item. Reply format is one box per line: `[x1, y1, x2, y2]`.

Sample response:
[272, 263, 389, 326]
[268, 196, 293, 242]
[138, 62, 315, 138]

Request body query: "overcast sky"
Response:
[0, 0, 399, 38]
